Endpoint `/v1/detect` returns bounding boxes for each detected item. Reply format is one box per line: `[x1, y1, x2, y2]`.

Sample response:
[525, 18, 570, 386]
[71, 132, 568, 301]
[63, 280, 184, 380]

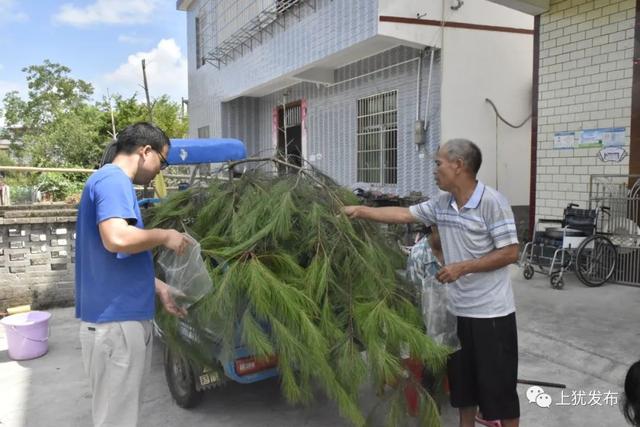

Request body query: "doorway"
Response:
[276, 101, 302, 173]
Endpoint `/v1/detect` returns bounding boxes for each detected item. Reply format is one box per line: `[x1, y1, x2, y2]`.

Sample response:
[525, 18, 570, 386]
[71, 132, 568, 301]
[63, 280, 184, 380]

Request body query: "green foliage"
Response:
[95, 94, 188, 139]
[1, 60, 188, 170]
[0, 151, 14, 167]
[13, 60, 94, 132]
[24, 106, 105, 169]
[150, 95, 189, 138]
[96, 93, 146, 134]
[36, 172, 84, 201]
[0, 91, 27, 135]
[150, 164, 450, 427]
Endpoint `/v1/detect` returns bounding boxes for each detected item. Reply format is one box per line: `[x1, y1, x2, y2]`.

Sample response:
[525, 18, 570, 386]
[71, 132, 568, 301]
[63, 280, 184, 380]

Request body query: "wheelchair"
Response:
[520, 203, 617, 289]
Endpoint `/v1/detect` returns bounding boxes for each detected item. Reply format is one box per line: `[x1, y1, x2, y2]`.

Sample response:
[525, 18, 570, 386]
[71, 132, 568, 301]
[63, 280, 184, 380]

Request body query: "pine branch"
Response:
[149, 169, 448, 427]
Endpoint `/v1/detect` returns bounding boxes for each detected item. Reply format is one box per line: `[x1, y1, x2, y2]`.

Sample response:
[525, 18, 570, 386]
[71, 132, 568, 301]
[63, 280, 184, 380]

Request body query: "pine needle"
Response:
[150, 165, 450, 427]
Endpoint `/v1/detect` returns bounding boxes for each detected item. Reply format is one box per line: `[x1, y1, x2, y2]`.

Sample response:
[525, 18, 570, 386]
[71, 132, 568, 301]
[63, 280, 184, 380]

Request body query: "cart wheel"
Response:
[550, 273, 564, 290]
[523, 264, 534, 280]
[575, 235, 617, 287]
[164, 345, 203, 408]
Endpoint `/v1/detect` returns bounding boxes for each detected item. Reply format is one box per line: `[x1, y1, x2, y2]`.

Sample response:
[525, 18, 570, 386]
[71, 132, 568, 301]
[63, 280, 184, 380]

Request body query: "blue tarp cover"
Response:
[167, 138, 247, 165]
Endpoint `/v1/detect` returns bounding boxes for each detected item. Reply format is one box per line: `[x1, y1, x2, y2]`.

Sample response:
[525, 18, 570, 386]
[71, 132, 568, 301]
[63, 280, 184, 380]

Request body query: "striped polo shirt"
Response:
[409, 181, 519, 318]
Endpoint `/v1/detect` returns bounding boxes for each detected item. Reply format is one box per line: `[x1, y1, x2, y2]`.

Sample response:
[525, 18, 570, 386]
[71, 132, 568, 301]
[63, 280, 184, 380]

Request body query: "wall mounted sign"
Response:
[579, 127, 625, 148]
[598, 146, 627, 163]
[553, 131, 575, 149]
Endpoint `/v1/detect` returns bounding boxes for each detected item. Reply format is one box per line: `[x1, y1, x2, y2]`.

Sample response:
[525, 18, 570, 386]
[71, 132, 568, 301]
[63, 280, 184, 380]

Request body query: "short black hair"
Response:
[100, 122, 170, 167]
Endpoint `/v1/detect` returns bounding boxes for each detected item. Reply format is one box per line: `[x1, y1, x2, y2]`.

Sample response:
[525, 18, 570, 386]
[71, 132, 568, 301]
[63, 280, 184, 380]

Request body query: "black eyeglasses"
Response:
[156, 150, 169, 170]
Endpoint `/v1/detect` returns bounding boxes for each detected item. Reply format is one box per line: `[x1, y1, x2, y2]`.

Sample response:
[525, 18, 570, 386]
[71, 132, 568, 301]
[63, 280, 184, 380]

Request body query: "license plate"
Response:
[199, 370, 221, 387]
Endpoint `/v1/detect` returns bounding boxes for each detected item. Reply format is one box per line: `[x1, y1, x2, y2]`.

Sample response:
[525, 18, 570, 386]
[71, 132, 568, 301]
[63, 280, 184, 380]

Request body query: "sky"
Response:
[0, 0, 188, 115]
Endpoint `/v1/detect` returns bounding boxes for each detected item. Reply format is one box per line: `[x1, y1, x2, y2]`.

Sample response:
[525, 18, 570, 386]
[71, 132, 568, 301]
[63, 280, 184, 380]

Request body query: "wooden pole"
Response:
[141, 58, 156, 197]
[0, 166, 95, 174]
[107, 89, 117, 139]
[141, 59, 153, 123]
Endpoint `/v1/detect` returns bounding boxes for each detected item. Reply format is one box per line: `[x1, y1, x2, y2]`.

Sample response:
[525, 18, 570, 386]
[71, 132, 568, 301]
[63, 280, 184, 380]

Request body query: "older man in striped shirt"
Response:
[343, 139, 520, 427]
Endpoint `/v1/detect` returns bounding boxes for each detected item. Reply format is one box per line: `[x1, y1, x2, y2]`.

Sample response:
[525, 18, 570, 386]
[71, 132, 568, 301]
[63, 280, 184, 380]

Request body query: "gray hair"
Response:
[442, 139, 482, 175]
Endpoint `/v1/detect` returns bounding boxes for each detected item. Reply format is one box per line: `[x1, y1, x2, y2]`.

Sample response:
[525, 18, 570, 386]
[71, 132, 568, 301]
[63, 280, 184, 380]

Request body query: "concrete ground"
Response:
[1, 266, 638, 427]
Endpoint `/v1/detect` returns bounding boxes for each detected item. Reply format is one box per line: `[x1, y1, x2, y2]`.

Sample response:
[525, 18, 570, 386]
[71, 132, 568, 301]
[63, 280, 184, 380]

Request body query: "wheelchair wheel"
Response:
[523, 264, 534, 280]
[550, 272, 564, 290]
[575, 235, 617, 287]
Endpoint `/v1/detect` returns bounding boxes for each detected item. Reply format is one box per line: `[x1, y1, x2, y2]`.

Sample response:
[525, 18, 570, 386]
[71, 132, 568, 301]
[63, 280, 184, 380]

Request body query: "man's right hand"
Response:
[341, 205, 363, 219]
[164, 230, 191, 256]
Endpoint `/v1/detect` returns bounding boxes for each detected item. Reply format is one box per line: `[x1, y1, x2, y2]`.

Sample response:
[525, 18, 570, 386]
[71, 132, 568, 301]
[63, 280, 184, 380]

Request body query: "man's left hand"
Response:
[436, 263, 466, 284]
[155, 279, 187, 318]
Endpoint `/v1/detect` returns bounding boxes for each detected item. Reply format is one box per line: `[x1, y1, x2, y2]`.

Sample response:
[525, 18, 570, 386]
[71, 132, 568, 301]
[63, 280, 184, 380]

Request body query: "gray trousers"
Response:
[79, 320, 153, 427]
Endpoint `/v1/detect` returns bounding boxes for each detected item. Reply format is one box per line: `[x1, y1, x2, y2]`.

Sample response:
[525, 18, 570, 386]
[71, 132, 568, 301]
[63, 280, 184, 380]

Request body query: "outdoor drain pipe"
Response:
[416, 51, 422, 122]
[423, 46, 435, 133]
[415, 50, 425, 150]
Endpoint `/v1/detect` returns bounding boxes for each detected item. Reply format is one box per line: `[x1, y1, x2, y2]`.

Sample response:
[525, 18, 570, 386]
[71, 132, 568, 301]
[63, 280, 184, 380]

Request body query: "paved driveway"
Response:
[1, 266, 637, 426]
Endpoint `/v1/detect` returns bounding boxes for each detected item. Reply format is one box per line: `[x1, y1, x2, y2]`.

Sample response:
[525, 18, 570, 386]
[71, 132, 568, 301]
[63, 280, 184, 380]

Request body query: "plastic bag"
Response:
[421, 274, 460, 350]
[156, 233, 213, 309]
[406, 238, 460, 351]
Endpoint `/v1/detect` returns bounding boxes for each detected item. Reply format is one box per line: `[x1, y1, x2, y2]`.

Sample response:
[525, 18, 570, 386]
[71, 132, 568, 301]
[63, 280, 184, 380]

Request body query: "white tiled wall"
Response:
[537, 0, 634, 218]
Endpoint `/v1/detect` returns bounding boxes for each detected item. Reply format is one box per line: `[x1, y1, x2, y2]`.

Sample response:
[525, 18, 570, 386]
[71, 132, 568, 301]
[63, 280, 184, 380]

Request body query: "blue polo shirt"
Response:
[75, 164, 155, 323]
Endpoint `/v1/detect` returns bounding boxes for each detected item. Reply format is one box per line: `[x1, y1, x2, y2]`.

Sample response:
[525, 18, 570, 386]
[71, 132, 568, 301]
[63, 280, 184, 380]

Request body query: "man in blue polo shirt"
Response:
[76, 122, 191, 427]
[342, 139, 520, 427]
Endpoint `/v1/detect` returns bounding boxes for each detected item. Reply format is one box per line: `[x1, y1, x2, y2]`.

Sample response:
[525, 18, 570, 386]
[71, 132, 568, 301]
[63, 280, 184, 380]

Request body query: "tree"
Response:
[1, 60, 102, 167]
[2, 61, 189, 168]
[19, 60, 94, 130]
[0, 60, 189, 200]
[96, 93, 144, 139]
[0, 91, 28, 153]
[0, 91, 27, 133]
[96, 94, 188, 140]
[29, 106, 105, 168]
[150, 95, 188, 138]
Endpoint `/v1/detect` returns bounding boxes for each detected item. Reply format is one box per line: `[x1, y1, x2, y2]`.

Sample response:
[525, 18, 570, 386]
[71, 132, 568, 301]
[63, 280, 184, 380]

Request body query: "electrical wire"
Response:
[485, 98, 531, 129]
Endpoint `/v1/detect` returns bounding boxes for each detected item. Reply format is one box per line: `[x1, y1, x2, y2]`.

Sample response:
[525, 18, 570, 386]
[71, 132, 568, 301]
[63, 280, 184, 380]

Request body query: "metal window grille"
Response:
[197, 1, 215, 67]
[284, 104, 301, 128]
[356, 91, 398, 185]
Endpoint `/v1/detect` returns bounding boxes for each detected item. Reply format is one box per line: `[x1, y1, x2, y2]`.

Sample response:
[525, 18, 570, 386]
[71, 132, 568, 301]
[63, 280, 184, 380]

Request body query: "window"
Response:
[195, 15, 207, 68]
[357, 91, 398, 185]
[197, 125, 210, 138]
[195, 17, 202, 68]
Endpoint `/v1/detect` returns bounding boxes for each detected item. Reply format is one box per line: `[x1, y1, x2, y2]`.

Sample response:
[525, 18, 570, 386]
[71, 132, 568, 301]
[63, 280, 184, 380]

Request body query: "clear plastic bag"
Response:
[421, 274, 460, 351]
[406, 238, 461, 351]
[156, 233, 213, 309]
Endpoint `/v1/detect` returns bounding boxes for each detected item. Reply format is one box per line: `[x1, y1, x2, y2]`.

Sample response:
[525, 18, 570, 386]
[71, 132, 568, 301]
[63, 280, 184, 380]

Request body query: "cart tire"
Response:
[575, 235, 617, 287]
[164, 345, 204, 409]
[550, 273, 564, 290]
[523, 264, 534, 280]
